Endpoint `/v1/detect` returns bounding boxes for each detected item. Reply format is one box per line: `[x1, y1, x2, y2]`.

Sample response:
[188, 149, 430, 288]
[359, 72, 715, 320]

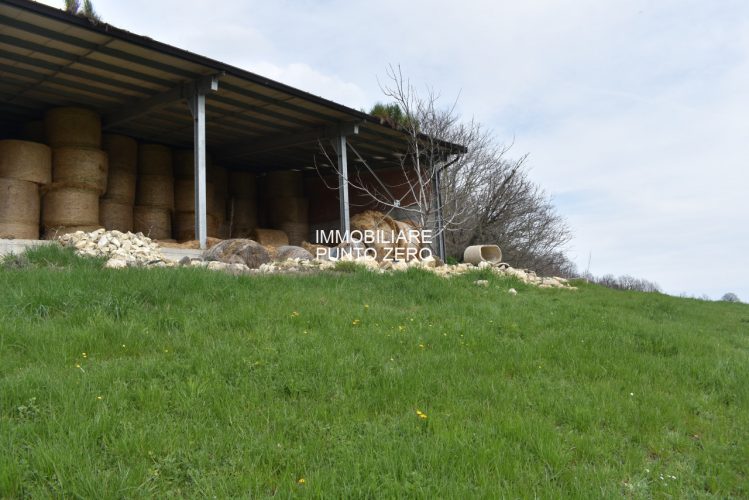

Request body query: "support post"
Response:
[334, 134, 350, 238]
[186, 75, 220, 250]
[191, 91, 208, 249]
[434, 168, 446, 261]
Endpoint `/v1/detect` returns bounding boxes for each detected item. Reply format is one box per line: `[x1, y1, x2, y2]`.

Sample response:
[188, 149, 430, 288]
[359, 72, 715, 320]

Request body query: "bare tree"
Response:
[317, 65, 481, 250]
[316, 66, 573, 273]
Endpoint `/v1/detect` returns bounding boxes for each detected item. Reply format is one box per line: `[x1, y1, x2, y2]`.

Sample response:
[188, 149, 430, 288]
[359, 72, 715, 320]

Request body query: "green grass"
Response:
[1, 246, 747, 497]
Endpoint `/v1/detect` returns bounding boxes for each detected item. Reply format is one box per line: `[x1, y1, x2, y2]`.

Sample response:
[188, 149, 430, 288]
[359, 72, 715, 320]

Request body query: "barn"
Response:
[0, 0, 463, 257]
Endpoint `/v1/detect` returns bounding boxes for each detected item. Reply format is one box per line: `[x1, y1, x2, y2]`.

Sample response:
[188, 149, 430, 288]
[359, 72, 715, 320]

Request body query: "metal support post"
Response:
[434, 168, 446, 261]
[186, 75, 220, 250]
[334, 134, 351, 238]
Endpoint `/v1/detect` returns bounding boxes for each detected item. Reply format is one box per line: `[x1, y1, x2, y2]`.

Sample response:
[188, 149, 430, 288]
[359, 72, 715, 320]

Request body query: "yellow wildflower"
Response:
[416, 409, 428, 420]
[291, 311, 300, 318]
[297, 478, 306, 485]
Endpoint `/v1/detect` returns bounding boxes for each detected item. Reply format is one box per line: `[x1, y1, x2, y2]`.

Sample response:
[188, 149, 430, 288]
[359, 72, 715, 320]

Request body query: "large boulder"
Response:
[202, 239, 271, 269]
[275, 245, 313, 261]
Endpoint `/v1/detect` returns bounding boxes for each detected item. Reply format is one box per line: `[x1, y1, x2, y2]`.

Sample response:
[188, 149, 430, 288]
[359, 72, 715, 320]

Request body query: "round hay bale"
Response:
[174, 178, 215, 213]
[173, 149, 194, 179]
[251, 228, 289, 247]
[135, 174, 174, 209]
[102, 134, 137, 174]
[21, 120, 45, 143]
[351, 210, 399, 261]
[52, 147, 108, 194]
[268, 196, 309, 226]
[263, 171, 303, 198]
[210, 193, 226, 220]
[172, 211, 219, 241]
[0, 221, 39, 240]
[0, 140, 52, 185]
[393, 219, 421, 260]
[44, 107, 101, 148]
[227, 197, 257, 235]
[203, 239, 271, 269]
[133, 205, 172, 240]
[275, 245, 313, 261]
[138, 144, 173, 176]
[42, 185, 99, 227]
[209, 165, 228, 196]
[228, 171, 257, 197]
[43, 225, 103, 240]
[99, 199, 133, 232]
[280, 222, 309, 247]
[102, 169, 136, 204]
[0, 177, 40, 239]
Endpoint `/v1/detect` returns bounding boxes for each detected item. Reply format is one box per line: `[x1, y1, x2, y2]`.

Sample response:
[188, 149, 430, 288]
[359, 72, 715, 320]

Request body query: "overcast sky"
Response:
[39, 0, 748, 300]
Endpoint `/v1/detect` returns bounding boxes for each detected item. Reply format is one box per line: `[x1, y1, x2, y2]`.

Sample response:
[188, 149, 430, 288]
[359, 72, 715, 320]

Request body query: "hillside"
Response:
[1, 247, 747, 497]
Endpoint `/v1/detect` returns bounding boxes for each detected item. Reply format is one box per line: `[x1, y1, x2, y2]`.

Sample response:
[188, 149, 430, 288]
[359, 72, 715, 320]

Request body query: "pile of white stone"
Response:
[322, 253, 575, 289]
[55, 231, 573, 289]
[57, 229, 171, 268]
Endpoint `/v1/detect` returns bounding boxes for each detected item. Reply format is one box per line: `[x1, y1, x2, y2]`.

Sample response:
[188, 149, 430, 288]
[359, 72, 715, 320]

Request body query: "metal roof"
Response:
[0, 0, 465, 172]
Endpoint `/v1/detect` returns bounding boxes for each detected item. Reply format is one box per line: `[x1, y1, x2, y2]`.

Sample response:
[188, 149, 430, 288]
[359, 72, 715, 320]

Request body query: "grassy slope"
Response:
[0, 247, 747, 498]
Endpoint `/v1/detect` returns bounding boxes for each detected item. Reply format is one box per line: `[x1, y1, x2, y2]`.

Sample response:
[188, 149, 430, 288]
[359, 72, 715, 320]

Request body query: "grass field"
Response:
[1, 246, 747, 497]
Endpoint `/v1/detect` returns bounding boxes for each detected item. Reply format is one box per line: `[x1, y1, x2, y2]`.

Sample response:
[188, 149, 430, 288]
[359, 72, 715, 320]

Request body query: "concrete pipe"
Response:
[464, 245, 502, 265]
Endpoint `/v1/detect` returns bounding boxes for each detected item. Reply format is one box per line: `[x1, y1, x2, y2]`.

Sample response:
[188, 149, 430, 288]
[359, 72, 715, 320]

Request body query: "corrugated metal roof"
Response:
[0, 0, 464, 172]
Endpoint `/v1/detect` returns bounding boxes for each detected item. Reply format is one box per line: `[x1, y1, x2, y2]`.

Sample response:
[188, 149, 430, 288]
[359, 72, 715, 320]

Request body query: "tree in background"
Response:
[318, 65, 484, 251]
[64, 0, 101, 23]
[330, 66, 573, 276]
[721, 293, 740, 303]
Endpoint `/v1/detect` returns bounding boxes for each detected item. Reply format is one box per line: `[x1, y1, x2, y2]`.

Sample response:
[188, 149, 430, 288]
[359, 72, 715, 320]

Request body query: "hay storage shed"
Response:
[0, 0, 464, 254]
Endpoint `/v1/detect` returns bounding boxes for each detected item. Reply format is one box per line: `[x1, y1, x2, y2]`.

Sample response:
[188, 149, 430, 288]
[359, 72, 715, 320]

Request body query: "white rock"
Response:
[105, 258, 127, 269]
[508, 288, 518, 295]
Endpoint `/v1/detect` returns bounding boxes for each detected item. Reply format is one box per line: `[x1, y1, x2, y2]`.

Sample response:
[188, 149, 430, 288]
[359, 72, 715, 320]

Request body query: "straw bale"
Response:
[52, 147, 108, 194]
[174, 178, 215, 213]
[263, 171, 303, 198]
[228, 171, 257, 197]
[0, 177, 40, 239]
[279, 221, 309, 246]
[42, 185, 99, 227]
[135, 174, 174, 209]
[133, 205, 172, 240]
[102, 134, 137, 174]
[268, 196, 309, 226]
[44, 107, 101, 148]
[0, 140, 52, 185]
[99, 199, 133, 232]
[138, 144, 173, 176]
[251, 228, 289, 247]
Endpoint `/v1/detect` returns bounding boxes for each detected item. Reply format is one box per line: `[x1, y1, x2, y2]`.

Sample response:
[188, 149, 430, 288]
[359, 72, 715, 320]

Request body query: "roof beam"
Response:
[215, 122, 360, 161]
[103, 74, 221, 129]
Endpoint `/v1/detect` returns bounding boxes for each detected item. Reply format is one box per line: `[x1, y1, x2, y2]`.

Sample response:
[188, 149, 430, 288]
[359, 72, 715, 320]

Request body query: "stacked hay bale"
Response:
[226, 170, 258, 238]
[264, 170, 308, 246]
[99, 134, 137, 232]
[0, 140, 51, 239]
[209, 165, 229, 238]
[134, 144, 173, 240]
[350, 210, 399, 261]
[41, 107, 107, 238]
[171, 150, 219, 241]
